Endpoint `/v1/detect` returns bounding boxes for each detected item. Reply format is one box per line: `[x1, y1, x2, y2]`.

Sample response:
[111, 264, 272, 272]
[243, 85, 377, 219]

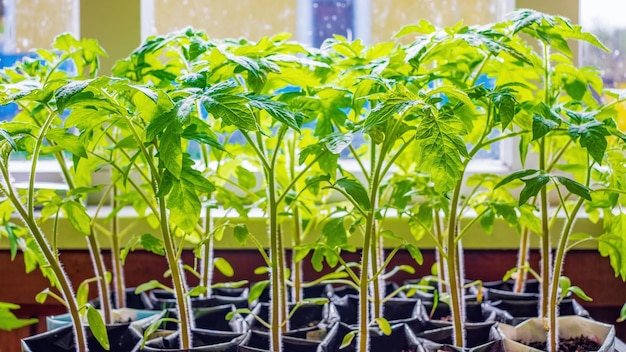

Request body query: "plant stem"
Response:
[158, 194, 192, 349]
[87, 231, 112, 324]
[201, 207, 214, 298]
[0, 167, 87, 352]
[513, 227, 531, 293]
[539, 42, 552, 318]
[446, 181, 465, 348]
[110, 185, 125, 309]
[434, 209, 447, 294]
[268, 164, 283, 352]
[547, 156, 591, 352]
[292, 204, 303, 303]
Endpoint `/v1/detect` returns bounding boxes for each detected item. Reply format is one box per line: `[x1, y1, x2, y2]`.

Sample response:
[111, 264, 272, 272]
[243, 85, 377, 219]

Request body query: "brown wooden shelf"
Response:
[1, 249, 624, 352]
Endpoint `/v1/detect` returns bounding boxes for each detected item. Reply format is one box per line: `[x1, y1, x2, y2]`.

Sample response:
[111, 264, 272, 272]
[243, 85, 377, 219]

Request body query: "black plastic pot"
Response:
[158, 305, 247, 333]
[331, 295, 427, 327]
[421, 300, 512, 323]
[238, 330, 324, 352]
[321, 322, 421, 352]
[22, 322, 142, 352]
[248, 302, 337, 333]
[91, 287, 155, 310]
[142, 328, 248, 352]
[150, 290, 248, 310]
[491, 298, 589, 325]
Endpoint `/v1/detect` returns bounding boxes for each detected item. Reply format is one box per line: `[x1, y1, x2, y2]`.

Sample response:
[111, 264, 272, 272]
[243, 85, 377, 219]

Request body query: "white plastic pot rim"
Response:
[497, 316, 615, 352]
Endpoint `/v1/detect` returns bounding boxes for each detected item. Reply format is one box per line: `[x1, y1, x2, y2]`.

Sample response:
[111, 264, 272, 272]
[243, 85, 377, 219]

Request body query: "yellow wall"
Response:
[15, 0, 77, 51]
[153, 0, 297, 40]
[371, 0, 504, 43]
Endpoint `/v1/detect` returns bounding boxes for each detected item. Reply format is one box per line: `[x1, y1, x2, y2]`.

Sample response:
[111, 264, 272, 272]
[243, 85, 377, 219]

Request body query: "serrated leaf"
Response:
[140, 234, 164, 256]
[167, 180, 201, 232]
[55, 80, 90, 112]
[415, 111, 468, 192]
[494, 169, 540, 189]
[160, 125, 183, 179]
[480, 208, 495, 234]
[532, 114, 559, 140]
[236, 166, 256, 189]
[335, 178, 371, 211]
[45, 129, 88, 158]
[233, 224, 249, 245]
[203, 93, 257, 131]
[519, 174, 551, 205]
[322, 217, 348, 248]
[61, 200, 91, 236]
[406, 244, 423, 265]
[214, 257, 234, 277]
[321, 132, 353, 154]
[0, 303, 38, 331]
[247, 95, 301, 131]
[556, 176, 591, 201]
[87, 305, 110, 351]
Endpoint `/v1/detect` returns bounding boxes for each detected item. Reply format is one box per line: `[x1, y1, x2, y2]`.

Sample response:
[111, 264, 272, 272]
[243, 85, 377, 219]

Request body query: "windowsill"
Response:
[0, 206, 604, 251]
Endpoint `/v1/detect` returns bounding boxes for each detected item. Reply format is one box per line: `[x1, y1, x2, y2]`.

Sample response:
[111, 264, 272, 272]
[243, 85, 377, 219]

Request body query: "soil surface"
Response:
[524, 335, 601, 352]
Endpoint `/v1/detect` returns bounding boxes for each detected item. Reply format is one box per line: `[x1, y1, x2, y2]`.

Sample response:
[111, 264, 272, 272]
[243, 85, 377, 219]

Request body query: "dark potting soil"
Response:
[523, 335, 601, 352]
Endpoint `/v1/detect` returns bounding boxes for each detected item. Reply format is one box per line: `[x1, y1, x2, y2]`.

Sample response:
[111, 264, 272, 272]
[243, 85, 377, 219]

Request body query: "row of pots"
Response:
[22, 281, 622, 352]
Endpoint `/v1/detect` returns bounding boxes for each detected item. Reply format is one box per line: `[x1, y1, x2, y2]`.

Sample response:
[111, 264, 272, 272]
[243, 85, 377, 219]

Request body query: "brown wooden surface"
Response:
[1, 249, 625, 352]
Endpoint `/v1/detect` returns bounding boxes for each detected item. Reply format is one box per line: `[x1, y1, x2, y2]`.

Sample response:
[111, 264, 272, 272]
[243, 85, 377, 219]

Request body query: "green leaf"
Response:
[233, 224, 249, 245]
[566, 113, 609, 165]
[519, 174, 551, 205]
[0, 302, 38, 331]
[167, 180, 201, 232]
[335, 178, 371, 211]
[248, 280, 269, 303]
[187, 286, 207, 297]
[160, 124, 183, 179]
[214, 257, 234, 277]
[480, 208, 495, 234]
[617, 303, 626, 323]
[532, 114, 559, 140]
[340, 331, 357, 349]
[568, 286, 593, 302]
[494, 169, 540, 189]
[140, 234, 164, 256]
[555, 176, 591, 201]
[61, 200, 91, 236]
[374, 317, 392, 335]
[87, 305, 110, 351]
[322, 217, 348, 248]
[55, 80, 90, 112]
[45, 129, 88, 158]
[406, 244, 423, 265]
[415, 110, 468, 192]
[134, 280, 171, 294]
[247, 95, 301, 132]
[203, 93, 257, 131]
[321, 132, 353, 154]
[363, 85, 417, 131]
[76, 280, 90, 308]
[236, 166, 256, 189]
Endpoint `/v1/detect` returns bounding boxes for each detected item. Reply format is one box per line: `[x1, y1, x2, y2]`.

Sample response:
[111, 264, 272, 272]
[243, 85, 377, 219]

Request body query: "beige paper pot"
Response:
[497, 316, 615, 352]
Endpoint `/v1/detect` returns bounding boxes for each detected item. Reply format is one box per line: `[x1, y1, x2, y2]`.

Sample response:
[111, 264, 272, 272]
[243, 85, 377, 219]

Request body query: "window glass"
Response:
[149, 0, 510, 161]
[580, 0, 626, 130]
[0, 0, 78, 122]
[580, 0, 626, 87]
